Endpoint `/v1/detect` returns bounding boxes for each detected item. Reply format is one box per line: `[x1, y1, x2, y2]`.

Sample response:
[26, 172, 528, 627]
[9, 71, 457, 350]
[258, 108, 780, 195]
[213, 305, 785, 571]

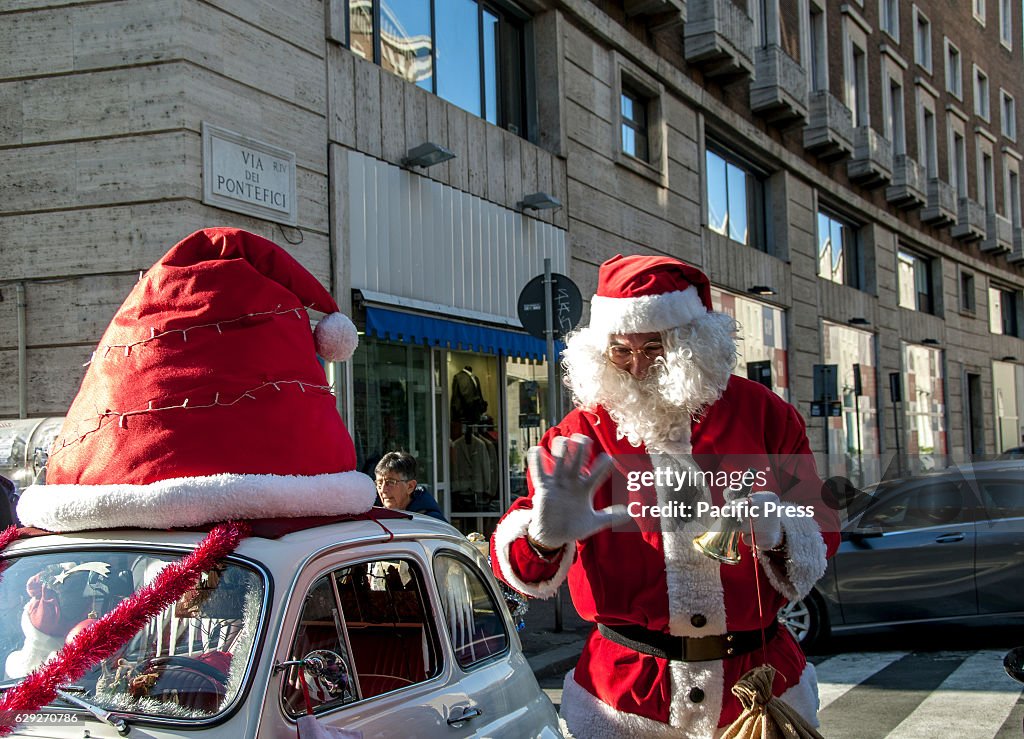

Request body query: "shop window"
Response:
[432, 554, 508, 667]
[352, 338, 434, 483]
[711, 288, 789, 401]
[817, 209, 862, 288]
[282, 559, 441, 715]
[343, 0, 529, 137]
[902, 341, 947, 474]
[897, 249, 935, 314]
[823, 321, 880, 487]
[990, 285, 1021, 337]
[993, 359, 1024, 453]
[706, 146, 767, 251]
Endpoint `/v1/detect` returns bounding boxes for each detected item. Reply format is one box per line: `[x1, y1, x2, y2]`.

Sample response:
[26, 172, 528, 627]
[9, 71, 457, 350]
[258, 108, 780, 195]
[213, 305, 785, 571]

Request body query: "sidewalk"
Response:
[517, 587, 592, 679]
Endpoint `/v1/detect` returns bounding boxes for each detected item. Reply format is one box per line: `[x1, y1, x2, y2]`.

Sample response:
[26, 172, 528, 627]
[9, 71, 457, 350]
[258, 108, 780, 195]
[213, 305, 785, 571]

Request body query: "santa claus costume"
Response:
[492, 255, 840, 738]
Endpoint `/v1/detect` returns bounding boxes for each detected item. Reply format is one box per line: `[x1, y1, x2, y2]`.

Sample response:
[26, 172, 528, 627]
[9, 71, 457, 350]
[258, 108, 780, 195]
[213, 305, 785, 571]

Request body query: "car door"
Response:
[261, 541, 478, 738]
[832, 478, 978, 625]
[974, 474, 1024, 614]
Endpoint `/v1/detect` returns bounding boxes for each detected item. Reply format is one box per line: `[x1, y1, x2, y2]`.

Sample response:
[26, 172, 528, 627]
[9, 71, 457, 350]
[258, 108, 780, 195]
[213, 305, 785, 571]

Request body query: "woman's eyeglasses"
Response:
[606, 342, 665, 366]
[375, 477, 408, 489]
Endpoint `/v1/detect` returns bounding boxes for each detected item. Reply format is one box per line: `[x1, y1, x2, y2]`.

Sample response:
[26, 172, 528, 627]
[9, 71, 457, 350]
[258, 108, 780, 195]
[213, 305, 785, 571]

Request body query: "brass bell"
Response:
[692, 513, 745, 565]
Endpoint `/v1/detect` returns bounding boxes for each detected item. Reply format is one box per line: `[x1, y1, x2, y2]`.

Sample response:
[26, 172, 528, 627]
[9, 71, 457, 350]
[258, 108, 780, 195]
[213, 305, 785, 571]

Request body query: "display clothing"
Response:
[451, 433, 493, 508]
[450, 368, 486, 424]
[492, 376, 840, 738]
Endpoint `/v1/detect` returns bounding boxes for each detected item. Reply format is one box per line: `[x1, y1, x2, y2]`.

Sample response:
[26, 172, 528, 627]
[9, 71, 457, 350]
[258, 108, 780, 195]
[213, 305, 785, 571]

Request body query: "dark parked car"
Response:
[778, 461, 1024, 651]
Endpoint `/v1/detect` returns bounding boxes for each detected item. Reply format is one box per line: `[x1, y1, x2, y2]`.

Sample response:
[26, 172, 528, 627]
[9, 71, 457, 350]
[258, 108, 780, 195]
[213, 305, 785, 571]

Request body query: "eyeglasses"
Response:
[606, 342, 665, 366]
[375, 477, 408, 489]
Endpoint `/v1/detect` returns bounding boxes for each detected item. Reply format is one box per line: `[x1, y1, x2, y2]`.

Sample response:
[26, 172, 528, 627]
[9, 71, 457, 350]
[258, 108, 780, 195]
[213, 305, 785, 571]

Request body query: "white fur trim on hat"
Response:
[314, 312, 359, 361]
[755, 506, 829, 602]
[493, 507, 574, 599]
[590, 285, 707, 334]
[5, 609, 62, 680]
[17, 470, 377, 533]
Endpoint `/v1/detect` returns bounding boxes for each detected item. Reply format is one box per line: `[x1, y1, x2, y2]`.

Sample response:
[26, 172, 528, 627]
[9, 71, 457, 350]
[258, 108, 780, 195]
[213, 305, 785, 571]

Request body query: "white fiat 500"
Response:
[0, 514, 560, 737]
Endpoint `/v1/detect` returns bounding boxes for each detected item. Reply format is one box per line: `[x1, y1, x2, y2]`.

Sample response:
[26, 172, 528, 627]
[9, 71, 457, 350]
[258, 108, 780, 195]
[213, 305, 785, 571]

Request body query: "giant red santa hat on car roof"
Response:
[17, 227, 376, 532]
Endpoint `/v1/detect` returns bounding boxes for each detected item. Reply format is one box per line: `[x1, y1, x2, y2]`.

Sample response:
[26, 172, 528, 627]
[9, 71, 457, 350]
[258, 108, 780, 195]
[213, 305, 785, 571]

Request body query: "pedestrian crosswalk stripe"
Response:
[886, 650, 1022, 738]
[814, 651, 908, 710]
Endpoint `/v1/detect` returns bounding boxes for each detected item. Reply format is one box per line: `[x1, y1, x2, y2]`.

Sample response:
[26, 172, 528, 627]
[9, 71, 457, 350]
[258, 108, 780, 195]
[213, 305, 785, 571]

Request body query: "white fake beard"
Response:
[562, 314, 737, 449]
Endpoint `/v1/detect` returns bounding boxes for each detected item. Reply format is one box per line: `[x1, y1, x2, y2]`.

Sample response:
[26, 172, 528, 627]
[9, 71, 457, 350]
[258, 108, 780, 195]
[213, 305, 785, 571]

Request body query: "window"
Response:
[847, 37, 869, 128]
[711, 288, 790, 401]
[283, 558, 441, 715]
[1000, 0, 1012, 46]
[980, 479, 1024, 519]
[1002, 90, 1017, 140]
[887, 74, 906, 155]
[960, 269, 976, 313]
[914, 7, 932, 71]
[975, 0, 987, 24]
[950, 128, 967, 197]
[621, 86, 649, 162]
[345, 0, 529, 136]
[902, 342, 947, 474]
[807, 0, 827, 92]
[980, 149, 996, 213]
[990, 285, 1021, 336]
[921, 104, 938, 178]
[823, 321, 881, 487]
[880, 0, 899, 38]
[433, 554, 508, 667]
[945, 40, 962, 99]
[974, 66, 990, 120]
[861, 482, 965, 531]
[898, 249, 935, 313]
[706, 147, 767, 250]
[817, 209, 862, 288]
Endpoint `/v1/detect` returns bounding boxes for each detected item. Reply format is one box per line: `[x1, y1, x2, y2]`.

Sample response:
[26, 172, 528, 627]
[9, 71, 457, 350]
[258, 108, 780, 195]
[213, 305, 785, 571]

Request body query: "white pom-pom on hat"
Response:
[314, 312, 359, 361]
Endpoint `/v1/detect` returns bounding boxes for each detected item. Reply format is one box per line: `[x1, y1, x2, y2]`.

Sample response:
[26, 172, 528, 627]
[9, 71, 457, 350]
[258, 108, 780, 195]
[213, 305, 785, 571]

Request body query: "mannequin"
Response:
[451, 366, 487, 425]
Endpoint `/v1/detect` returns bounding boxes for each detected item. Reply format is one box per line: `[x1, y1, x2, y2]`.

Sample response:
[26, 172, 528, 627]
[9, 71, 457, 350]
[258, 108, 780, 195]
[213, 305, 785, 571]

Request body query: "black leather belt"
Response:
[597, 621, 778, 662]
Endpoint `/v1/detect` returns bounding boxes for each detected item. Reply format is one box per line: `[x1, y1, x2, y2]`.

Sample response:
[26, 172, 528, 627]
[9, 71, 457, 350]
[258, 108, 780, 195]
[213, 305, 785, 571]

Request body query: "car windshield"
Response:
[0, 548, 264, 720]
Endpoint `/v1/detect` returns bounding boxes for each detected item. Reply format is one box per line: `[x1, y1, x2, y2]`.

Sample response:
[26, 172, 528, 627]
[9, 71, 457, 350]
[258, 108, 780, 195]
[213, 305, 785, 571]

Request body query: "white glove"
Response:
[525, 434, 631, 550]
[739, 491, 784, 551]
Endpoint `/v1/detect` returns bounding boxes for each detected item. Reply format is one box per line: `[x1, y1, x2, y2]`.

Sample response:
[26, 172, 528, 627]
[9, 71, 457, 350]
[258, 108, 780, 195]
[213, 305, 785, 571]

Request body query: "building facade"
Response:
[2, 0, 1023, 529]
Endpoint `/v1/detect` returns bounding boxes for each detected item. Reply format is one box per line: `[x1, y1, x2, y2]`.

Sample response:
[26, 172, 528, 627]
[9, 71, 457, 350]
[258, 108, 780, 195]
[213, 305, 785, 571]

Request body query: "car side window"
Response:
[980, 481, 1024, 519]
[283, 558, 441, 716]
[860, 482, 964, 531]
[432, 553, 509, 668]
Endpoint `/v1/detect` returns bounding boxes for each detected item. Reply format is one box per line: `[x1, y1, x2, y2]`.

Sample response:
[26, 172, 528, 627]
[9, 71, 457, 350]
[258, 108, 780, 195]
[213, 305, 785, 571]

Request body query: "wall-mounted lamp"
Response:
[848, 317, 870, 326]
[518, 192, 563, 211]
[921, 338, 941, 346]
[747, 285, 777, 296]
[1001, 355, 1018, 362]
[402, 142, 456, 168]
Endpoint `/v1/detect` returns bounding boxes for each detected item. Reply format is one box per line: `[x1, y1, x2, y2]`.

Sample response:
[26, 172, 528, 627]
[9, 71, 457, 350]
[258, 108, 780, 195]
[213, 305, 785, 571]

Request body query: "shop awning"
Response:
[364, 305, 556, 361]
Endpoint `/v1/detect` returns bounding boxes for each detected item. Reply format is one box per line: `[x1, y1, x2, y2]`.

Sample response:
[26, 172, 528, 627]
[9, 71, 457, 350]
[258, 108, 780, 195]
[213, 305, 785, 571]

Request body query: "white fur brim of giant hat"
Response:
[18, 471, 378, 533]
[4, 609, 62, 680]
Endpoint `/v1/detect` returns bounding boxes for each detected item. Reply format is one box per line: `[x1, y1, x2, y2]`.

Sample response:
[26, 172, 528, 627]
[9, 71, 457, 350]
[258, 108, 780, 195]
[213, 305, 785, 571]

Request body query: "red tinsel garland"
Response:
[0, 520, 251, 735]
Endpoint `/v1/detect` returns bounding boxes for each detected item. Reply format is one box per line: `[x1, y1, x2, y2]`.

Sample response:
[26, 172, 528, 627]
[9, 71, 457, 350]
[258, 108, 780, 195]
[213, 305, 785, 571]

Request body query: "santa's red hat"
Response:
[589, 254, 713, 334]
[17, 228, 375, 532]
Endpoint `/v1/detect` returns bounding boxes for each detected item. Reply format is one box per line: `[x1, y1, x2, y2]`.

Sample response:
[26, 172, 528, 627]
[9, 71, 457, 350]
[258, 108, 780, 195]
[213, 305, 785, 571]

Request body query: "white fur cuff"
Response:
[493, 508, 574, 599]
[756, 506, 828, 602]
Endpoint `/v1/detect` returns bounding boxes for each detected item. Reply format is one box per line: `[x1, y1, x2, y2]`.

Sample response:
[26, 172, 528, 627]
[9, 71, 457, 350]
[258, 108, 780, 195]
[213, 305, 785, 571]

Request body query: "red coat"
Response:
[492, 376, 840, 737]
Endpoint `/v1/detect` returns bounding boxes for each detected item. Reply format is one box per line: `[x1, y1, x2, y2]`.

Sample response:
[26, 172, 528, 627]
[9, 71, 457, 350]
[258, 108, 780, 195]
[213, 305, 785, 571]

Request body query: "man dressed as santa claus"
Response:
[492, 254, 840, 737]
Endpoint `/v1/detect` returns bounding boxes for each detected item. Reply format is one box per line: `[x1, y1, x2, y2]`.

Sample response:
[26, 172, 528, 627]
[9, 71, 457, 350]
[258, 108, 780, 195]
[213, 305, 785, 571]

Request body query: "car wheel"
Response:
[778, 591, 828, 652]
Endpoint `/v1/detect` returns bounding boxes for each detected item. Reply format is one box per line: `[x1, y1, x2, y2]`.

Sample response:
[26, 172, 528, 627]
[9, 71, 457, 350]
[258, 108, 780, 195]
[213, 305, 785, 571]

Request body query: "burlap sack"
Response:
[719, 665, 825, 739]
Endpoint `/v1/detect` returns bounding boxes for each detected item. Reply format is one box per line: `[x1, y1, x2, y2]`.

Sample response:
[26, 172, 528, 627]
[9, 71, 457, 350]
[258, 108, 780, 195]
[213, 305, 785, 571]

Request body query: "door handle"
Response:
[934, 533, 965, 543]
[447, 706, 483, 726]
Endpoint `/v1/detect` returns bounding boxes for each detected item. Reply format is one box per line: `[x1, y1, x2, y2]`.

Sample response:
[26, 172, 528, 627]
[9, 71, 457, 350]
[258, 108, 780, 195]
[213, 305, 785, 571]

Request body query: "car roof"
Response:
[3, 511, 469, 570]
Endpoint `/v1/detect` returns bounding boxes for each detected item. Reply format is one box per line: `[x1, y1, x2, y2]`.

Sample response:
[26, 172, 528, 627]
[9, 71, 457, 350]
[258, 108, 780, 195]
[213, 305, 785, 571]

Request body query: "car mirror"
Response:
[848, 525, 884, 541]
[1005, 647, 1024, 684]
[276, 649, 352, 699]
